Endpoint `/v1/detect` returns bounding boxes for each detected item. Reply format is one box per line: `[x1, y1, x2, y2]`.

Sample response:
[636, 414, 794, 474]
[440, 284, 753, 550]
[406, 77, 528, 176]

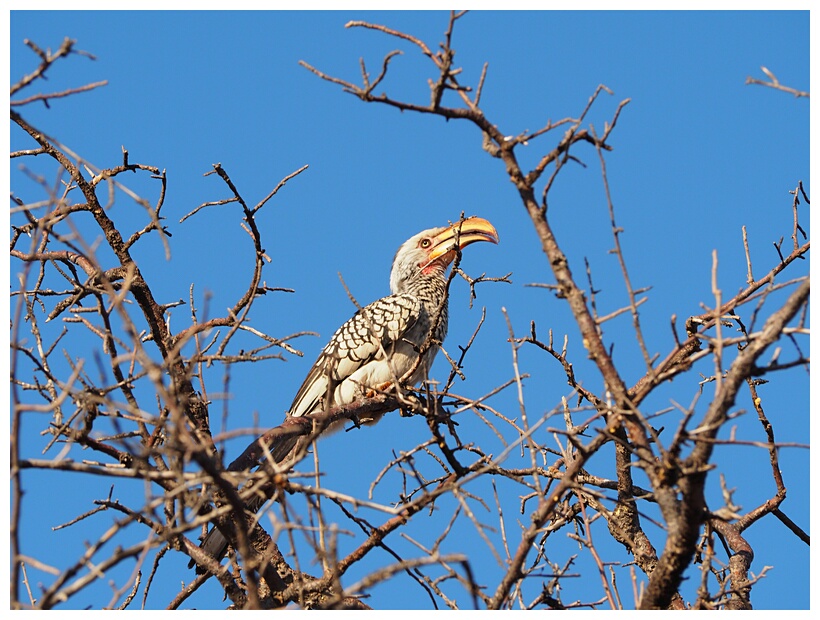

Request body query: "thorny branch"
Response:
[745, 66, 809, 99]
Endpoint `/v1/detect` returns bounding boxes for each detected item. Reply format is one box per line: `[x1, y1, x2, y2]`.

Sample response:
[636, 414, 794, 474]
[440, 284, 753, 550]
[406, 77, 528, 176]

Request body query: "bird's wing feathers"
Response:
[192, 295, 421, 572]
[287, 294, 421, 418]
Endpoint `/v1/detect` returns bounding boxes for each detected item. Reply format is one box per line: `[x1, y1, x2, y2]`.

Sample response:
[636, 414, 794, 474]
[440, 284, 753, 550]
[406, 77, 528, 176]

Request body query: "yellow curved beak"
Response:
[428, 216, 499, 262]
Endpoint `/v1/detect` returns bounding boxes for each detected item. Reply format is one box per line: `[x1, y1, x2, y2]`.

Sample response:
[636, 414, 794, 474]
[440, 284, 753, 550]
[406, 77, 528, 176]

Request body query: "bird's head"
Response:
[390, 216, 499, 294]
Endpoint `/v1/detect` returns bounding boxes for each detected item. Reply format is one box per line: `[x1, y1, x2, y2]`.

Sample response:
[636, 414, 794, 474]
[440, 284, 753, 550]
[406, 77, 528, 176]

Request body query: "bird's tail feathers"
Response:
[189, 435, 302, 573]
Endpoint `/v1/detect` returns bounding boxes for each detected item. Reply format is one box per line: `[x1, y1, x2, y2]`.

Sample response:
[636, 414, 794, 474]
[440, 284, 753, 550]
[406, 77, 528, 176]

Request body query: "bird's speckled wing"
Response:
[287, 293, 422, 418]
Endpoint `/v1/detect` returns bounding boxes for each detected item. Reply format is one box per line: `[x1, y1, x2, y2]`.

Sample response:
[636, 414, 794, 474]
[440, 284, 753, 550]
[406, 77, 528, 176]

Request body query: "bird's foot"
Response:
[364, 381, 394, 398]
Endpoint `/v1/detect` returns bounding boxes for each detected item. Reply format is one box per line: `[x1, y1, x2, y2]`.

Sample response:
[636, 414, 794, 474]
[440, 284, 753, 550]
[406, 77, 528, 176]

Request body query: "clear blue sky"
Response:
[9, 8, 811, 610]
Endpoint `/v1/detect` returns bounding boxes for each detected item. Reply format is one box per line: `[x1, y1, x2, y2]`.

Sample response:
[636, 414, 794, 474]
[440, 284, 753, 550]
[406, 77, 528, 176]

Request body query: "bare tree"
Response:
[10, 14, 809, 610]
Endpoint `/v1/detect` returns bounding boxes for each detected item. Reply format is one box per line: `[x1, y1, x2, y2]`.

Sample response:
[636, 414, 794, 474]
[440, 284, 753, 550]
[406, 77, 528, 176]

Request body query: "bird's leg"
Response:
[348, 381, 402, 426]
[367, 380, 430, 413]
[364, 381, 395, 398]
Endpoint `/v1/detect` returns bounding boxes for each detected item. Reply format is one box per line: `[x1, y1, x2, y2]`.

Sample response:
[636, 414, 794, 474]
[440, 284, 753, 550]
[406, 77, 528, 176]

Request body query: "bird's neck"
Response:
[401, 271, 447, 304]
[404, 272, 450, 342]
[399, 269, 450, 356]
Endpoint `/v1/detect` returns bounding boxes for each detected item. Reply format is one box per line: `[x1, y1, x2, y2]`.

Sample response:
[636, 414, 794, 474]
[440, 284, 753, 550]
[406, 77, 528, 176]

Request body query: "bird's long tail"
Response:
[189, 434, 303, 573]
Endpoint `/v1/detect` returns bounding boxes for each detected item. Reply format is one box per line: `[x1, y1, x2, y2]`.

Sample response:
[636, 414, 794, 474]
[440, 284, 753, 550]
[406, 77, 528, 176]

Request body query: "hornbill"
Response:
[192, 216, 499, 571]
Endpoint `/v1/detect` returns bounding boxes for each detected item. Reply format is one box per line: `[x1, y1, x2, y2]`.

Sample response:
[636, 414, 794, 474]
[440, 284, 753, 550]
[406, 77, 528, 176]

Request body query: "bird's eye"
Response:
[419, 238, 432, 249]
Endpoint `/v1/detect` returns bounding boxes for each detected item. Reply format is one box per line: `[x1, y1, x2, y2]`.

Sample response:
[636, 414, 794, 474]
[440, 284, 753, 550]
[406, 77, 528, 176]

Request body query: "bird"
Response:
[191, 216, 499, 571]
